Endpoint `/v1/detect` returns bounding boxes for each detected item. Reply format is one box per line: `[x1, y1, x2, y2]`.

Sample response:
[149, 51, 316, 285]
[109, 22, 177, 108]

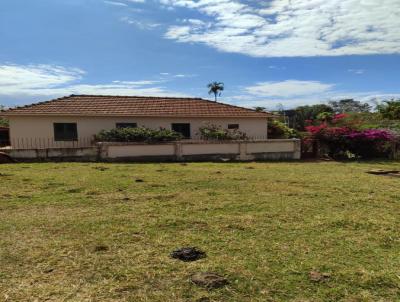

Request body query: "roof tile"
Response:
[1, 95, 271, 118]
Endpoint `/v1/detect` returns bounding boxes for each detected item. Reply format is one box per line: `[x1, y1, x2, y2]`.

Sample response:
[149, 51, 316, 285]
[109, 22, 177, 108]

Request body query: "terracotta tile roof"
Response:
[1, 95, 271, 118]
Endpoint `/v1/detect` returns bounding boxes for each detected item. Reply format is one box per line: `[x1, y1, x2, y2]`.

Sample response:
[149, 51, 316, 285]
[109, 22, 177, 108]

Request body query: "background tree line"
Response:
[273, 99, 400, 131]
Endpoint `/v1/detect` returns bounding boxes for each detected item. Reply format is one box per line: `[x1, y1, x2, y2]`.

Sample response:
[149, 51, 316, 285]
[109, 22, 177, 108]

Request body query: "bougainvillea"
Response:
[306, 123, 396, 158]
[346, 129, 395, 158]
[332, 113, 348, 121]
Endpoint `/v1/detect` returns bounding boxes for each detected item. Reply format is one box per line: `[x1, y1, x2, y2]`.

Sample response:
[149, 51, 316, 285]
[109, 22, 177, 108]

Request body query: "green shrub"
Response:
[0, 117, 8, 127]
[95, 127, 183, 142]
[377, 100, 400, 120]
[0, 105, 8, 127]
[198, 124, 247, 140]
[268, 120, 299, 139]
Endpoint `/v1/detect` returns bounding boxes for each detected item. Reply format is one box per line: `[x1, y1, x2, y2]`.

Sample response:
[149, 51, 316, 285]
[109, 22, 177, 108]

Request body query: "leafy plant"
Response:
[316, 112, 334, 122]
[347, 129, 395, 158]
[376, 99, 400, 120]
[289, 104, 334, 130]
[306, 123, 396, 159]
[328, 99, 371, 113]
[268, 120, 299, 139]
[198, 124, 247, 140]
[0, 105, 9, 127]
[95, 127, 183, 142]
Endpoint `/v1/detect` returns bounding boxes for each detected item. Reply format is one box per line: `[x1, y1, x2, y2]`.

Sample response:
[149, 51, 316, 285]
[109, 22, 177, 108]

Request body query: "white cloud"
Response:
[104, 1, 128, 7]
[229, 79, 400, 109]
[120, 17, 161, 30]
[0, 64, 85, 92]
[348, 69, 365, 74]
[245, 80, 334, 98]
[0, 64, 188, 100]
[161, 0, 400, 57]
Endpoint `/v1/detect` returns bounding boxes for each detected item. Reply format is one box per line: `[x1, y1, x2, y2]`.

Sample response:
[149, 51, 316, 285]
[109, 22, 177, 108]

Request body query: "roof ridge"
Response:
[69, 94, 204, 100]
[2, 95, 272, 117]
[200, 98, 266, 114]
[9, 95, 71, 111]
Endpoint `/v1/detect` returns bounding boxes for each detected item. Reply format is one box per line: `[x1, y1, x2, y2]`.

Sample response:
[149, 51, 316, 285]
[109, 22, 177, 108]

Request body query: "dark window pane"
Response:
[54, 123, 78, 141]
[171, 123, 191, 138]
[228, 124, 239, 129]
[116, 123, 137, 129]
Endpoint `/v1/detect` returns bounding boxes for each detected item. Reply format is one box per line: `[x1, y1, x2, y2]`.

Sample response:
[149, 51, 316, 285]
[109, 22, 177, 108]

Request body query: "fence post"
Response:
[293, 139, 301, 159]
[239, 142, 250, 161]
[391, 141, 397, 160]
[175, 141, 183, 161]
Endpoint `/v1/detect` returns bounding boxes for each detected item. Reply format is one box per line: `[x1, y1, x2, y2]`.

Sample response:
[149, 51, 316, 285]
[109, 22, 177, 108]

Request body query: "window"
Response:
[171, 123, 191, 138]
[228, 124, 239, 129]
[54, 123, 78, 141]
[116, 123, 137, 129]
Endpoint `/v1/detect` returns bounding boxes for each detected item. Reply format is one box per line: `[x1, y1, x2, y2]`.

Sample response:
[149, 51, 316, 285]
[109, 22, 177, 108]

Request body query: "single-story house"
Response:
[1, 95, 272, 148]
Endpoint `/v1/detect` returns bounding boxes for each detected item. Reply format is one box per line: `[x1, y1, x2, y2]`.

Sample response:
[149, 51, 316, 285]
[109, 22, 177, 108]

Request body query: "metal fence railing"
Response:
[1, 135, 285, 150]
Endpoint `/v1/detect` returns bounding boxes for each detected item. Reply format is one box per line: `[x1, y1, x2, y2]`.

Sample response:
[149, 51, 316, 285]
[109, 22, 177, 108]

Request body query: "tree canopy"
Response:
[207, 82, 224, 102]
[328, 99, 371, 113]
[376, 99, 400, 120]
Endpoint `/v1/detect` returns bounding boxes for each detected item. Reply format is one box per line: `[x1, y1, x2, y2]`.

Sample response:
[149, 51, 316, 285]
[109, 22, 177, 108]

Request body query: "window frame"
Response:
[171, 123, 191, 139]
[53, 123, 78, 141]
[116, 122, 137, 129]
[228, 124, 240, 130]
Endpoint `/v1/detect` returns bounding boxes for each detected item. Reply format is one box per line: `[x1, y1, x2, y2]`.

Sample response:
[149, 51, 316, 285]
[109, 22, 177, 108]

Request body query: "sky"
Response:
[0, 0, 399, 110]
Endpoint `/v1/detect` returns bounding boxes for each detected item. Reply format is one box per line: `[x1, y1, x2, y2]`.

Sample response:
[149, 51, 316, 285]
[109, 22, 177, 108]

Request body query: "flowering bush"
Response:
[305, 123, 396, 158]
[333, 113, 348, 120]
[305, 124, 352, 157]
[198, 124, 247, 140]
[95, 127, 183, 142]
[346, 129, 395, 158]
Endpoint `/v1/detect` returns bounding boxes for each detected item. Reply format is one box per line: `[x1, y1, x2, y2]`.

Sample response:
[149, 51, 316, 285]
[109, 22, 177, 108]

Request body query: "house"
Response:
[1, 95, 272, 148]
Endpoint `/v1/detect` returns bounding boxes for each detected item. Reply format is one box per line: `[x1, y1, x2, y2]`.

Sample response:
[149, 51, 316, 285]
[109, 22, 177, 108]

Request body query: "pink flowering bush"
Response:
[346, 129, 395, 158]
[306, 123, 396, 158]
[306, 124, 353, 157]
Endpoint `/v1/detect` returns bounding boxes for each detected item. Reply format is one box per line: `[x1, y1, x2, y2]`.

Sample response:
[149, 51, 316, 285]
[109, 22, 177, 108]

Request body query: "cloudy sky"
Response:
[1, 0, 399, 109]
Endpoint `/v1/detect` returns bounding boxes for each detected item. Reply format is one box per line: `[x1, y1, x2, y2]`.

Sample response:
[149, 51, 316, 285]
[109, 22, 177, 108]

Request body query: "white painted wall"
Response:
[101, 140, 301, 160]
[8, 115, 268, 148]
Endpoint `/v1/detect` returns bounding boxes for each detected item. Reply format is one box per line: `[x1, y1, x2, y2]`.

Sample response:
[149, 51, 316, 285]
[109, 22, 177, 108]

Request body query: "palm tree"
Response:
[254, 106, 266, 112]
[207, 82, 224, 102]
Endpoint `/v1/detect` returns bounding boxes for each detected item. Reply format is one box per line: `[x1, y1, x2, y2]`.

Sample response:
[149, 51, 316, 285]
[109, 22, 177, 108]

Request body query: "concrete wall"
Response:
[5, 147, 97, 161]
[8, 115, 268, 148]
[3, 139, 301, 161]
[100, 139, 301, 161]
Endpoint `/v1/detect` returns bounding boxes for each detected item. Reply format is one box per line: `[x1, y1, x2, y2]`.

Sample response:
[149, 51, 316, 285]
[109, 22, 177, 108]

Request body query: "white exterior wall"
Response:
[101, 139, 301, 160]
[8, 115, 268, 144]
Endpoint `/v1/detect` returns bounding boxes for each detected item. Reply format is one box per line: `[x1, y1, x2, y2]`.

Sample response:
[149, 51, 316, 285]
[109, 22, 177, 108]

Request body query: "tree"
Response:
[207, 82, 224, 102]
[291, 104, 334, 130]
[254, 106, 266, 112]
[376, 99, 400, 120]
[316, 112, 334, 122]
[328, 99, 371, 113]
[0, 105, 8, 127]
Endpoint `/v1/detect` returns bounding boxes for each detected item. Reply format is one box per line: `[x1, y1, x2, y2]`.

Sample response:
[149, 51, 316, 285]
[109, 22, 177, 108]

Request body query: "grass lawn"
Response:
[1, 161, 400, 301]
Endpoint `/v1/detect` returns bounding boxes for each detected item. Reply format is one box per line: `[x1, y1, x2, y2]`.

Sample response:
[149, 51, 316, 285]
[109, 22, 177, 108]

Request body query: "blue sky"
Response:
[0, 0, 399, 109]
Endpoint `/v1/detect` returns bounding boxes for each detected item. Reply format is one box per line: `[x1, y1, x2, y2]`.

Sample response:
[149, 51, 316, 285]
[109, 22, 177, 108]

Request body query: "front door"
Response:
[171, 123, 191, 138]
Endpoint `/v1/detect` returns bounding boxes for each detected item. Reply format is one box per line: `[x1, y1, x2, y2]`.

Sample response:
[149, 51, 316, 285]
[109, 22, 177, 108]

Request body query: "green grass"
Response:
[1, 161, 400, 301]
